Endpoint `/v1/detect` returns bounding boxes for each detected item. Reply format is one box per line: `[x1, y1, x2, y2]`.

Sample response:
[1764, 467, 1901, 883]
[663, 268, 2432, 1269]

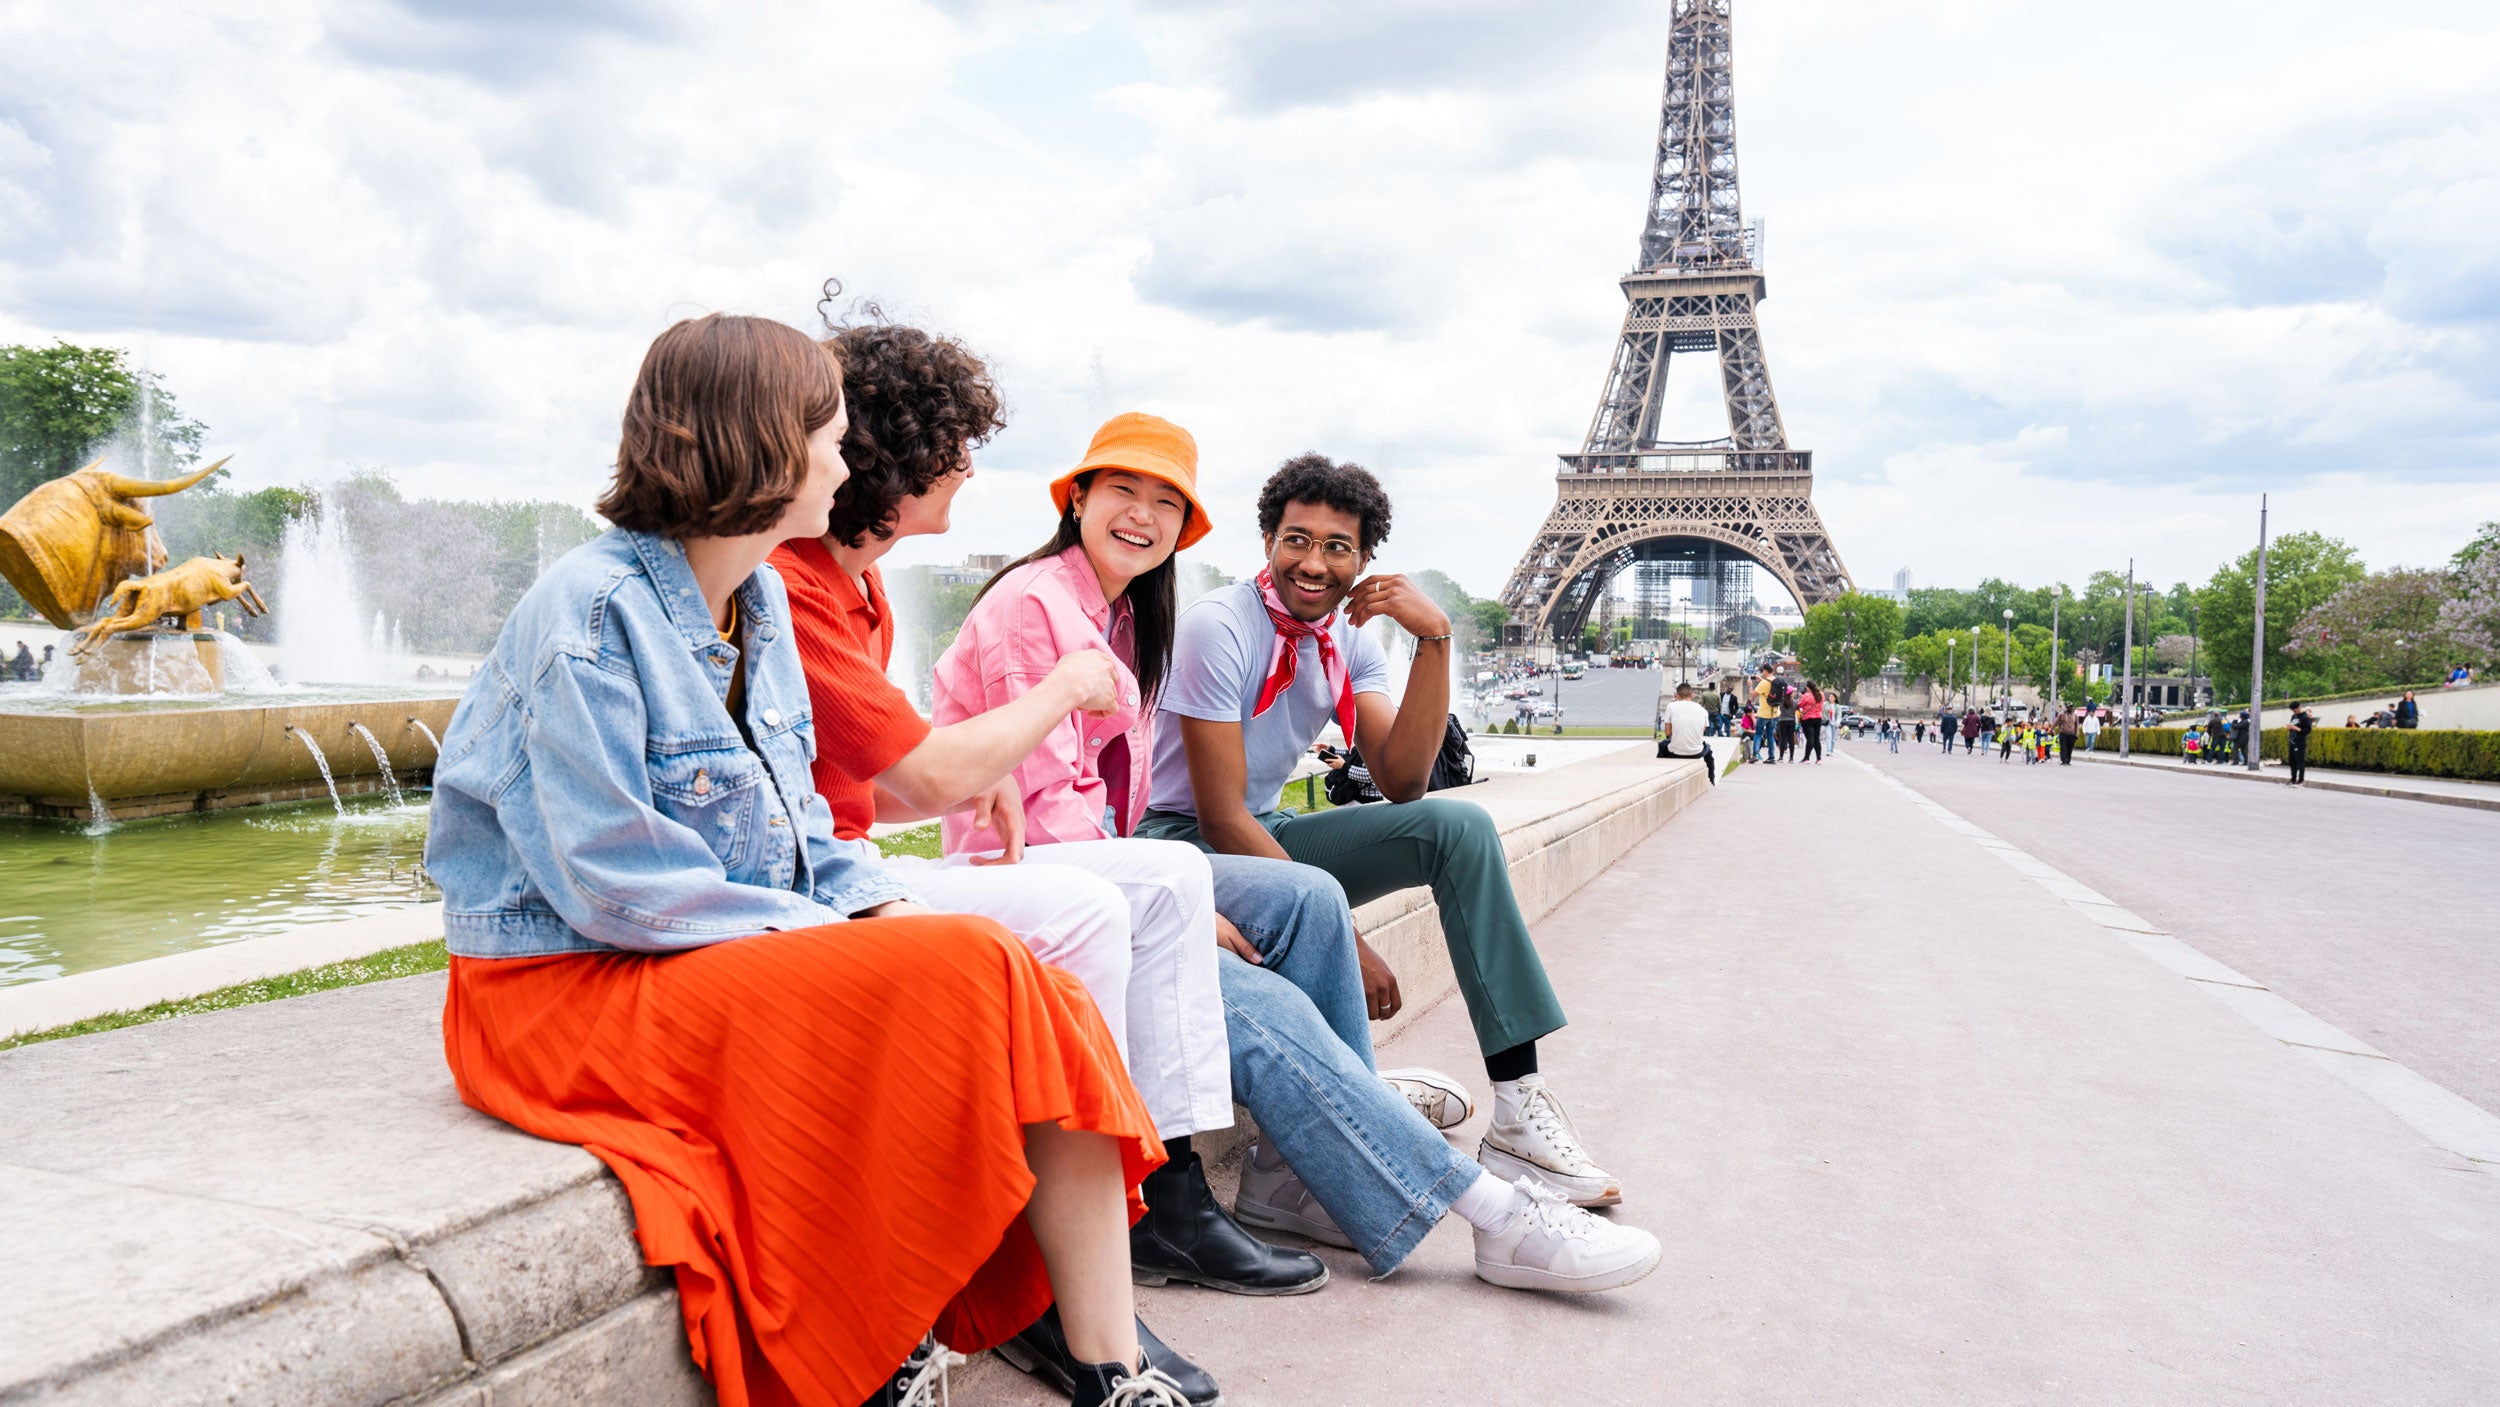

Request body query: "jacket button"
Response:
[763, 708, 783, 727]
[693, 770, 711, 796]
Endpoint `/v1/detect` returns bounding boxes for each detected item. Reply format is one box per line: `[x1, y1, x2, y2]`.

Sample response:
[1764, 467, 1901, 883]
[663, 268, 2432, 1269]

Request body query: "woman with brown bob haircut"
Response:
[427, 312, 1204, 1407]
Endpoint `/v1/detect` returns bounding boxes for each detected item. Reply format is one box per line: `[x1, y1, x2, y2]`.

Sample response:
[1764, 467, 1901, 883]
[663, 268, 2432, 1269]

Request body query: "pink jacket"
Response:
[932, 545, 1145, 855]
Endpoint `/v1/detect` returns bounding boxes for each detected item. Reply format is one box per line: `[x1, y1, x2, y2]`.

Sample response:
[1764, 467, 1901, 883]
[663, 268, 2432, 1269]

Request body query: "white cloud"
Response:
[3, 0, 2498, 604]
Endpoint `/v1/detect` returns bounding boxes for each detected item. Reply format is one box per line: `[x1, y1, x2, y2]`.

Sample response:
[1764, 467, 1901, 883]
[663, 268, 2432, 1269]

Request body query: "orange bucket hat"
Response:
[1049, 412, 1213, 551]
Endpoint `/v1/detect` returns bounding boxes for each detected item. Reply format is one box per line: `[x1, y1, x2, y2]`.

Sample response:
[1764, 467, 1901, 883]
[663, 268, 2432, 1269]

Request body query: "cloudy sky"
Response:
[6, 0, 2499, 601]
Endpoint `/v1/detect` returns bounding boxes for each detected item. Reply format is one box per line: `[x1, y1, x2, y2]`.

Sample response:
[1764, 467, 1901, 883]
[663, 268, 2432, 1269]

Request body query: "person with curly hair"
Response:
[1134, 455, 1633, 1213]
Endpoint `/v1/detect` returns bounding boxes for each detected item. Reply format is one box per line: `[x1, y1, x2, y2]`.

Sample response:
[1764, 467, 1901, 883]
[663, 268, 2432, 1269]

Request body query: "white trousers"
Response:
[842, 836, 1234, 1140]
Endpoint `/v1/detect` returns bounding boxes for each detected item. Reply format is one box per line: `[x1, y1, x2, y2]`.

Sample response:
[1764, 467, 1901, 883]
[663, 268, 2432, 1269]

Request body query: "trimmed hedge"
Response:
[2088, 726, 2500, 781]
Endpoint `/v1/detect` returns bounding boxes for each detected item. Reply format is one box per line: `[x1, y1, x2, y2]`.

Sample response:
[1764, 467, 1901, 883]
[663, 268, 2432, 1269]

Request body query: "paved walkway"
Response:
[978, 750, 2500, 1404]
[1869, 739, 2500, 1117]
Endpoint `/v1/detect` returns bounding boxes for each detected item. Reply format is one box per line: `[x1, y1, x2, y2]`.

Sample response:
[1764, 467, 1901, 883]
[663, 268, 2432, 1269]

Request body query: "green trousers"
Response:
[1138, 797, 1566, 1056]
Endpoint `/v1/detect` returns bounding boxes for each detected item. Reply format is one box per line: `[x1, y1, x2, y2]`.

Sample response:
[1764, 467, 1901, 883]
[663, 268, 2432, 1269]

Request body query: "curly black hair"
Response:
[1255, 452, 1392, 554]
[818, 302, 1006, 548]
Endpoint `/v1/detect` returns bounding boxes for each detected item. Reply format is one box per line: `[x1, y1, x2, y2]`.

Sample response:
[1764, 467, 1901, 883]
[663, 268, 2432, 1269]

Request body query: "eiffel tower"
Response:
[1500, 0, 1850, 652]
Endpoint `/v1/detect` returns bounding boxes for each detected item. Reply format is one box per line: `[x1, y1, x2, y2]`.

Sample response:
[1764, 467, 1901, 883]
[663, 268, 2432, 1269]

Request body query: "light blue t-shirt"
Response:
[1147, 580, 1392, 817]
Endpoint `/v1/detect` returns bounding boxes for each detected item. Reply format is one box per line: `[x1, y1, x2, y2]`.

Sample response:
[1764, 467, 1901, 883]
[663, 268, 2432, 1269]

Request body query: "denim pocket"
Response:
[649, 745, 764, 870]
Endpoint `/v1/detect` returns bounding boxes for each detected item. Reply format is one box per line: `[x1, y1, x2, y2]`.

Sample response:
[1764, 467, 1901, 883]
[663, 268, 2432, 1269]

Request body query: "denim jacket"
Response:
[427, 528, 913, 958]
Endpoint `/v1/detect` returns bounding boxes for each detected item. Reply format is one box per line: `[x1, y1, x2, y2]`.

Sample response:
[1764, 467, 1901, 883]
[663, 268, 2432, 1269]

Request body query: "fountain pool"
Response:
[0, 793, 437, 987]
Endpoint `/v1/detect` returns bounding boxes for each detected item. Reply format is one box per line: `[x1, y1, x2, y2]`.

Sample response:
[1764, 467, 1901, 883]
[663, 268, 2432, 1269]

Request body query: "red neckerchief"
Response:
[1251, 566, 1357, 745]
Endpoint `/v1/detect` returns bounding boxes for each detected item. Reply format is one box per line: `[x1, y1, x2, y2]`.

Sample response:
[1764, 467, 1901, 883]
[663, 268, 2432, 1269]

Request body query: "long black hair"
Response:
[974, 469, 1183, 709]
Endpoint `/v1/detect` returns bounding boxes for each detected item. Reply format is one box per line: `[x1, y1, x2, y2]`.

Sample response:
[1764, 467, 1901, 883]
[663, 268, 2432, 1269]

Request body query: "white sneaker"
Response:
[1233, 1143, 1355, 1250]
[1380, 1067, 1474, 1129]
[1477, 1075, 1621, 1207]
[1472, 1177, 1661, 1293]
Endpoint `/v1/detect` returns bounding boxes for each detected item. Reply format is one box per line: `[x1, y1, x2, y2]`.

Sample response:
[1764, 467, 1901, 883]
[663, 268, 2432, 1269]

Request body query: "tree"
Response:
[2283, 568, 2452, 690]
[2436, 551, 2500, 668]
[0, 342, 205, 508]
[2194, 530, 2366, 703]
[2153, 634, 2196, 670]
[1793, 591, 1902, 701]
[2454, 522, 2500, 570]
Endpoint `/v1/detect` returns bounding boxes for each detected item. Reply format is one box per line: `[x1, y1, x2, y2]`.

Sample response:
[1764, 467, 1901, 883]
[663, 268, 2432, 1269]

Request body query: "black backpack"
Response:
[1428, 713, 1478, 791]
[1329, 715, 1476, 804]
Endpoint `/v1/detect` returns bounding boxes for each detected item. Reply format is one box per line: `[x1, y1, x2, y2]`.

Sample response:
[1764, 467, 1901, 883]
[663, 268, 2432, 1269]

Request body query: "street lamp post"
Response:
[2001, 607, 2014, 714]
[2247, 495, 2270, 772]
[1945, 635, 1956, 715]
[2119, 558, 2136, 758]
[1969, 625, 1981, 712]
[2049, 587, 2063, 711]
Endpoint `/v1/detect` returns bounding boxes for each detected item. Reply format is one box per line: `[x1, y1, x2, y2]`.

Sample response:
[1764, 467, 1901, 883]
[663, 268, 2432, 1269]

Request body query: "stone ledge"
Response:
[0, 745, 1708, 1405]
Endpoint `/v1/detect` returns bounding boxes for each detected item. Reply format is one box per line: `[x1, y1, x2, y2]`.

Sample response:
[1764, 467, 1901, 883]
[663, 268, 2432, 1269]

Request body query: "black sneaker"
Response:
[996, 1307, 1221, 1407]
[1131, 1150, 1328, 1295]
[858, 1334, 960, 1406]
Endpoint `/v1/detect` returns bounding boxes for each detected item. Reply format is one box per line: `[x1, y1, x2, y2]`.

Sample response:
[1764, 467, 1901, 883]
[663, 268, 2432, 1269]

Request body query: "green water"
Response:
[0, 796, 438, 986]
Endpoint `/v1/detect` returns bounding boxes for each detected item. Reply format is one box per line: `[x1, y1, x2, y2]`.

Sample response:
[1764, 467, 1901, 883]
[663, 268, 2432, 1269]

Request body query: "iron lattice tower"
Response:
[1500, 0, 1851, 651]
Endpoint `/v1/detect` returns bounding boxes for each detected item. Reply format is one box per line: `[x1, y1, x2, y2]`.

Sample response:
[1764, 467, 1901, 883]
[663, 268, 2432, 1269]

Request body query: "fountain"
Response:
[288, 727, 346, 815]
[347, 722, 405, 808]
[407, 718, 444, 756]
[0, 458, 459, 820]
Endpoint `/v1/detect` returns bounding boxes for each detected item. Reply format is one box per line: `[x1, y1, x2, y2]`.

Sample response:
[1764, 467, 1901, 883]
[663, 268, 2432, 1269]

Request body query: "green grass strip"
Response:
[0, 939, 451, 1052]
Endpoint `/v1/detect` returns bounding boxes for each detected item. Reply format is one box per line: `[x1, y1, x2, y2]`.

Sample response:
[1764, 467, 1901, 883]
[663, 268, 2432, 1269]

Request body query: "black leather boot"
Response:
[996, 1307, 1221, 1406]
[1131, 1149, 1328, 1295]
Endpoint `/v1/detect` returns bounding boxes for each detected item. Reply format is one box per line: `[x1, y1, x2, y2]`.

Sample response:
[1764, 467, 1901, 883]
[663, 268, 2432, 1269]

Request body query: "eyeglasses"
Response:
[1274, 532, 1359, 563]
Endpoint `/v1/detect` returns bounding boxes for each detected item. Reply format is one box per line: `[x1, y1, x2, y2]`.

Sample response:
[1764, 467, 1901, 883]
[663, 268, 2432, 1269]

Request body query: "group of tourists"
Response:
[425, 312, 1661, 1407]
[1925, 705, 2094, 766]
[1693, 666, 1831, 765]
[2351, 691, 2423, 730]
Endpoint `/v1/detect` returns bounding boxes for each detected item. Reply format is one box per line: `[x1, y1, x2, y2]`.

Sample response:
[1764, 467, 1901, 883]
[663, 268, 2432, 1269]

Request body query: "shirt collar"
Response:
[1052, 543, 1115, 630]
[784, 535, 883, 623]
[623, 528, 778, 656]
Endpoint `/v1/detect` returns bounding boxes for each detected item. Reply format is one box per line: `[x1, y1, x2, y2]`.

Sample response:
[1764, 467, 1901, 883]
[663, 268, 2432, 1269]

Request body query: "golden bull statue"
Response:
[0, 455, 230, 628]
[71, 553, 268, 655]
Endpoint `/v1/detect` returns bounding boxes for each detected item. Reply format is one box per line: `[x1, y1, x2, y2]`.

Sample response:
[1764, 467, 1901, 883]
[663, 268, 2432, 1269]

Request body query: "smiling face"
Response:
[1263, 498, 1366, 622]
[773, 388, 852, 542]
[1075, 469, 1190, 598]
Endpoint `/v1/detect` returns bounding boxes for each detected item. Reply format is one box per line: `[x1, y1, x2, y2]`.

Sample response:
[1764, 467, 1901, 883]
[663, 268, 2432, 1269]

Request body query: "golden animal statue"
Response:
[0, 455, 230, 629]
[71, 553, 268, 655]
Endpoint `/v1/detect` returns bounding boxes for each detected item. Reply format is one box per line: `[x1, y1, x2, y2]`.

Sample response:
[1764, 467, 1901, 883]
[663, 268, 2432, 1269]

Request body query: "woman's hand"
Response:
[1214, 913, 1263, 965]
[962, 779, 1026, 866]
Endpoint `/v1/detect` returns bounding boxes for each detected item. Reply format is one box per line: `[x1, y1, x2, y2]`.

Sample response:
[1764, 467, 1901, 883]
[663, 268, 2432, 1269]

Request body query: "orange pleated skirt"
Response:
[441, 914, 1161, 1407]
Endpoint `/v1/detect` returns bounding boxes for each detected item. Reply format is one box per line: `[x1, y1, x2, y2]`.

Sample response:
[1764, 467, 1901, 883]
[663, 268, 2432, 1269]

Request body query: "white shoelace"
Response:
[1102, 1365, 1194, 1406]
[895, 1337, 965, 1407]
[1520, 1085, 1593, 1169]
[1509, 1176, 1597, 1241]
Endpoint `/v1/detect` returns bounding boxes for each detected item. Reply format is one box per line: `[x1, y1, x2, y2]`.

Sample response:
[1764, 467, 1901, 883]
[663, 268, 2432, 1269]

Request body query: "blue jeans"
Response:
[1206, 854, 1478, 1274]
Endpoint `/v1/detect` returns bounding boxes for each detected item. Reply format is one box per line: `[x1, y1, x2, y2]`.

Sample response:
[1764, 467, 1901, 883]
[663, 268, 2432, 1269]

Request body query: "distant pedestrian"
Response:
[1886, 718, 1900, 753]
[1960, 710, 1981, 754]
[2182, 723, 2205, 762]
[1657, 682, 1715, 785]
[2395, 690, 2420, 729]
[2054, 707, 2077, 765]
[2080, 708, 2102, 754]
[5, 640, 30, 681]
[1939, 707, 1959, 752]
[2286, 701, 2315, 785]
[1798, 682, 1826, 763]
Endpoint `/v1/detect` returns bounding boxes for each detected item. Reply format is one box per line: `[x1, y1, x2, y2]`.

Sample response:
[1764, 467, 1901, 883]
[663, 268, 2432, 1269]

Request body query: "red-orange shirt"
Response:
[768, 539, 932, 841]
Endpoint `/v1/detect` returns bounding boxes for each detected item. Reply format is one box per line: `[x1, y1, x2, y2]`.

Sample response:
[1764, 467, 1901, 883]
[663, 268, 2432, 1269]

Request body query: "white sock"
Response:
[1449, 1169, 1525, 1232]
[1491, 1072, 1546, 1122]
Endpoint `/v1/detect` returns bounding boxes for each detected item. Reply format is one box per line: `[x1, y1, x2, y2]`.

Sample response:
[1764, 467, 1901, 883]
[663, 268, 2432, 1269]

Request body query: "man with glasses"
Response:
[1137, 455, 1626, 1210]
